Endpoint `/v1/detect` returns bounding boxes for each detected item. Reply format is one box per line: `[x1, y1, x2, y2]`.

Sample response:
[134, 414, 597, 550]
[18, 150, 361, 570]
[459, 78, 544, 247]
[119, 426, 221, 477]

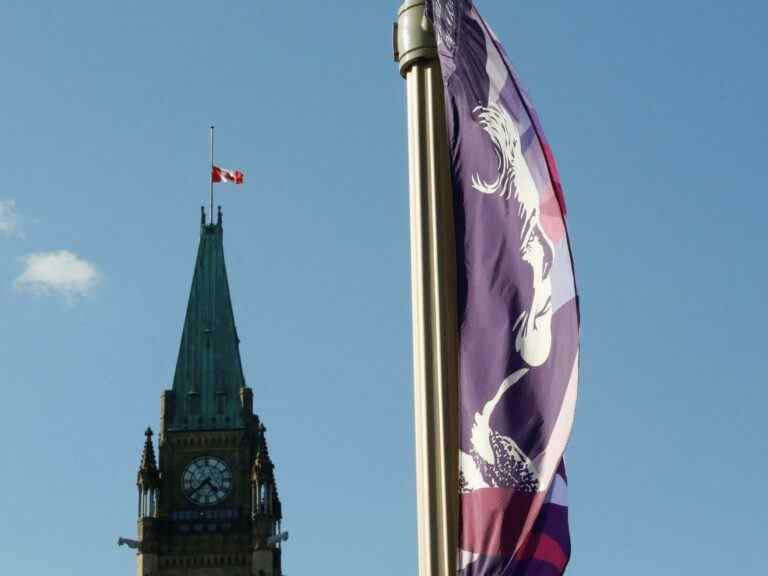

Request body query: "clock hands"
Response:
[188, 480, 207, 497]
[189, 477, 221, 498]
[190, 478, 213, 496]
[183, 457, 231, 507]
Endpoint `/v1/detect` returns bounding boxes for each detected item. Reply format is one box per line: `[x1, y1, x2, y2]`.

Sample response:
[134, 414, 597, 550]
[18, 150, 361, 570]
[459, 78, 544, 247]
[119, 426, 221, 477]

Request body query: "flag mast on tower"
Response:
[210, 125, 214, 225]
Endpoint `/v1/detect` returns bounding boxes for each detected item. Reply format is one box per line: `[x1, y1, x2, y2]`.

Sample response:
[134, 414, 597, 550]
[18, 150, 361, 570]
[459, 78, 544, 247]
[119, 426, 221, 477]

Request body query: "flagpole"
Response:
[210, 125, 215, 225]
[394, 2, 459, 575]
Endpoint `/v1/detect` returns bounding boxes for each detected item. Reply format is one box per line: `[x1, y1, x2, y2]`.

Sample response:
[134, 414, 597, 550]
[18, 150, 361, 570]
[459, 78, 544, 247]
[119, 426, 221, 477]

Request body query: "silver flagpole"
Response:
[210, 125, 215, 225]
[394, 2, 459, 575]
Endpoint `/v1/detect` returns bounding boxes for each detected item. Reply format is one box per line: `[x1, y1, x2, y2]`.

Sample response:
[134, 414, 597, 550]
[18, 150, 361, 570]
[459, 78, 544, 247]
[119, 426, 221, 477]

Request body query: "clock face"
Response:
[182, 456, 233, 506]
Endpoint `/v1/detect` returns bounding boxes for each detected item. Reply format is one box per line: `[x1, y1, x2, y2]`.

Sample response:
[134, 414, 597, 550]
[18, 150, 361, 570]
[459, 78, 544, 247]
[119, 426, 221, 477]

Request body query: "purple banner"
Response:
[426, 1, 580, 573]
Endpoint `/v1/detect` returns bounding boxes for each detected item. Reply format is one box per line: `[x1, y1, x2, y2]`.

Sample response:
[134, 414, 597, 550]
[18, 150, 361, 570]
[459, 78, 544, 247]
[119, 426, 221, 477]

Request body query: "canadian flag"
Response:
[212, 165, 244, 184]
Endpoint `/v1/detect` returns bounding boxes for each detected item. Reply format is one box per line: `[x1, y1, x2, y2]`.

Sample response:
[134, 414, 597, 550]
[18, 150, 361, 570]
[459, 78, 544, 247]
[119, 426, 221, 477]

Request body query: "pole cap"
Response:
[394, 0, 437, 77]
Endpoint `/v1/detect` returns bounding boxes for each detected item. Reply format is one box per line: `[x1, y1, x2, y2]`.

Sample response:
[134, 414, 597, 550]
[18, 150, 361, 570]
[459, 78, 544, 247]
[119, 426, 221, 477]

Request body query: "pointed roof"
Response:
[138, 427, 159, 487]
[170, 207, 248, 430]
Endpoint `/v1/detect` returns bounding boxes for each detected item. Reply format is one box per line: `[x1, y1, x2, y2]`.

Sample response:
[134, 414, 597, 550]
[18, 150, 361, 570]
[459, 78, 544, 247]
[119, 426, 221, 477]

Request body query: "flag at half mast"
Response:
[425, 1, 580, 573]
[212, 165, 244, 185]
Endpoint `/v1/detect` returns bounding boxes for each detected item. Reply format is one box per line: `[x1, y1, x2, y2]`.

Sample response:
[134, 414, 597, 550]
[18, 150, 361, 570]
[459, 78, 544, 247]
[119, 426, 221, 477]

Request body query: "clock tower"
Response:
[134, 208, 283, 576]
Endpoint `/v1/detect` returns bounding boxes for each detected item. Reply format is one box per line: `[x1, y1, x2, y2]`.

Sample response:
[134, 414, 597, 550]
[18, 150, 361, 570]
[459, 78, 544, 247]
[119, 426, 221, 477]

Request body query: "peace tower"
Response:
[132, 208, 284, 576]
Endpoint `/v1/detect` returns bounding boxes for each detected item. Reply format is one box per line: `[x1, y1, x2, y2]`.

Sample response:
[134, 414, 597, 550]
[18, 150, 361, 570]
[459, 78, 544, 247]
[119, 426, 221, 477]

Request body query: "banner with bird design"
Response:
[426, 1, 580, 573]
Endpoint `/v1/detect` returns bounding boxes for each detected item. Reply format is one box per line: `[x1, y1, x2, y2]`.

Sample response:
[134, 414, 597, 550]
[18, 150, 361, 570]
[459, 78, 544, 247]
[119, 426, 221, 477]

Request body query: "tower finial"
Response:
[138, 427, 159, 487]
[218, 205, 223, 226]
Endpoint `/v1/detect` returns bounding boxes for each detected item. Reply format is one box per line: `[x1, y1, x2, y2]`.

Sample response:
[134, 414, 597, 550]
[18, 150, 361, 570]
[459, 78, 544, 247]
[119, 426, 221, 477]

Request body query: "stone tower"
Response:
[135, 208, 283, 576]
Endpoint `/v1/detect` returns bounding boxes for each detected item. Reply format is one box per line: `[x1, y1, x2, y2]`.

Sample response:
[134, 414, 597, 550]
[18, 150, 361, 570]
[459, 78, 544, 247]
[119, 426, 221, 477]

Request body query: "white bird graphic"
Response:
[460, 369, 539, 494]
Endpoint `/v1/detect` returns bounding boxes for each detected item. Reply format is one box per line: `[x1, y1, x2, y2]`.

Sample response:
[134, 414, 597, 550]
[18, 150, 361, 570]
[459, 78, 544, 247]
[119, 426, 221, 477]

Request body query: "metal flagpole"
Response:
[210, 125, 215, 225]
[394, 2, 459, 575]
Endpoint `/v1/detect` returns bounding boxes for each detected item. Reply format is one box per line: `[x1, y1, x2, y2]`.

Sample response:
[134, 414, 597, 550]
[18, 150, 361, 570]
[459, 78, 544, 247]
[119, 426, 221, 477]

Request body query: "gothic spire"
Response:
[137, 427, 159, 487]
[170, 208, 248, 430]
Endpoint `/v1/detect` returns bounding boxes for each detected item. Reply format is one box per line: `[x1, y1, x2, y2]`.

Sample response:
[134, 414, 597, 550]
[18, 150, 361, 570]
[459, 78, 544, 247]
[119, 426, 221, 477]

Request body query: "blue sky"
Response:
[0, 1, 766, 574]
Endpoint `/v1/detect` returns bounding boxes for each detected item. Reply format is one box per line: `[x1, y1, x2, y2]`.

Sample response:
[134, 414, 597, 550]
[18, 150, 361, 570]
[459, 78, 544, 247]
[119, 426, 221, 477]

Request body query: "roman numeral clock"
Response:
[182, 456, 233, 506]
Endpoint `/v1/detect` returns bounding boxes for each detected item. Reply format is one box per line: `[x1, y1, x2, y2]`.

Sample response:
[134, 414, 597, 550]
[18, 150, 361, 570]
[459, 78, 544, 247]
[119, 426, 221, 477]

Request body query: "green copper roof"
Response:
[170, 208, 248, 430]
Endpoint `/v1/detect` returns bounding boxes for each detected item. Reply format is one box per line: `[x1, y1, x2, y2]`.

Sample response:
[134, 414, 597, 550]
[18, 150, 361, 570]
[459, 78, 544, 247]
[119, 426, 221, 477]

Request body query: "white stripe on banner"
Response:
[533, 352, 579, 490]
[548, 473, 568, 508]
[551, 238, 577, 314]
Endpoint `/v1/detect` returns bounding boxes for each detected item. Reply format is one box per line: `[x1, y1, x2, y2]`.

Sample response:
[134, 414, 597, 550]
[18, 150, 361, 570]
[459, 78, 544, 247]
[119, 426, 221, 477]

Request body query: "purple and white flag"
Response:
[425, 1, 580, 573]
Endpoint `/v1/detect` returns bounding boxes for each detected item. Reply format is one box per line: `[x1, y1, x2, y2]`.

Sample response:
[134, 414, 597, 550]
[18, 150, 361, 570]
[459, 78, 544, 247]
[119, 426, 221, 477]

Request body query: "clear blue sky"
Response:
[0, 1, 765, 574]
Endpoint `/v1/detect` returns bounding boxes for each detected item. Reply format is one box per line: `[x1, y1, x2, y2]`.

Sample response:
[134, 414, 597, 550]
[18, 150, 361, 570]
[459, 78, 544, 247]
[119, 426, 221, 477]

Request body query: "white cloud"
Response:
[0, 199, 21, 237]
[15, 251, 101, 298]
